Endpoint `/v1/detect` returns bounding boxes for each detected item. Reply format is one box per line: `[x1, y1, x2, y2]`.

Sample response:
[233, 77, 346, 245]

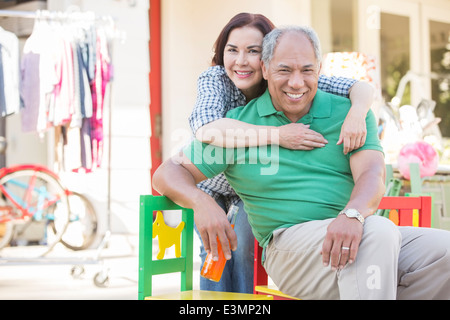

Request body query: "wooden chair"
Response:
[384, 163, 435, 227]
[138, 195, 273, 300]
[378, 196, 432, 227]
[253, 239, 298, 300]
[253, 196, 433, 299]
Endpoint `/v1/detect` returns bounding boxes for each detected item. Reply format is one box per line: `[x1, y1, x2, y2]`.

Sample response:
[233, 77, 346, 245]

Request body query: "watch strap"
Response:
[339, 209, 365, 225]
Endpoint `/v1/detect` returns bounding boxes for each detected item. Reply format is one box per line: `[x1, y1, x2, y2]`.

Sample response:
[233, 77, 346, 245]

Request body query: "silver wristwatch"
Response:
[339, 208, 365, 225]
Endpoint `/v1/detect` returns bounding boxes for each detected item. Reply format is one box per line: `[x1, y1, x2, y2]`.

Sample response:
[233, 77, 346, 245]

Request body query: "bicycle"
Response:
[0, 164, 97, 258]
[61, 190, 98, 251]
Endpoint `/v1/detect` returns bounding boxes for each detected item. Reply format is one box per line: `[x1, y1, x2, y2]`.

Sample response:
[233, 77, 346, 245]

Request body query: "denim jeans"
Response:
[194, 197, 254, 293]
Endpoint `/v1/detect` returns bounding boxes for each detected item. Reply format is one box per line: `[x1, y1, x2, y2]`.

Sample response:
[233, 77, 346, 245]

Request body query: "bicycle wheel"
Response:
[0, 220, 14, 250]
[0, 168, 70, 258]
[0, 199, 15, 249]
[57, 192, 98, 251]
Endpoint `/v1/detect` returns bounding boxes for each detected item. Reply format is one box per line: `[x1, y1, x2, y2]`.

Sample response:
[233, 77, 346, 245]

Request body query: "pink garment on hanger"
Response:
[51, 29, 75, 127]
[90, 28, 112, 169]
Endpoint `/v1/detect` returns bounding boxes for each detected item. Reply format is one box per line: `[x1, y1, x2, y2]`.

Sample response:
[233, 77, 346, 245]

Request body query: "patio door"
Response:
[358, 0, 422, 106]
[421, 5, 450, 138]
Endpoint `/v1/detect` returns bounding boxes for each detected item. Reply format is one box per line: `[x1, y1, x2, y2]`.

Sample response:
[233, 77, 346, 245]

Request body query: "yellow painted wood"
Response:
[254, 285, 299, 300]
[145, 290, 273, 300]
[153, 210, 185, 260]
[412, 209, 419, 227]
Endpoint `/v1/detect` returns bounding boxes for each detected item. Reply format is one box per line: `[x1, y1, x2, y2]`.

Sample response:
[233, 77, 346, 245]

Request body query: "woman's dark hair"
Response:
[211, 13, 275, 66]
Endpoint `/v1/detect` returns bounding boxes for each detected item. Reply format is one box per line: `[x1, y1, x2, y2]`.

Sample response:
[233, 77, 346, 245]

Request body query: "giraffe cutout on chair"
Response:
[152, 211, 185, 260]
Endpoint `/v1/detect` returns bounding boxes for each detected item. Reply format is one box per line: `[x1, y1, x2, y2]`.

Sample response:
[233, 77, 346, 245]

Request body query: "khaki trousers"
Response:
[264, 215, 450, 300]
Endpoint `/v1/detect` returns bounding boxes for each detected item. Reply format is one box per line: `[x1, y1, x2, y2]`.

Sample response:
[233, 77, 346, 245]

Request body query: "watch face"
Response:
[345, 209, 359, 218]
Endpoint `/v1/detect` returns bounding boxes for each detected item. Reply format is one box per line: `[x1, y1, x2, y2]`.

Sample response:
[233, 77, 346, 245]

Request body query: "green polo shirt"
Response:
[184, 89, 383, 249]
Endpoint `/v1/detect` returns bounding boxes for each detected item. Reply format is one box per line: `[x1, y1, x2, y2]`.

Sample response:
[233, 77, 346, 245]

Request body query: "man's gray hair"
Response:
[262, 25, 322, 67]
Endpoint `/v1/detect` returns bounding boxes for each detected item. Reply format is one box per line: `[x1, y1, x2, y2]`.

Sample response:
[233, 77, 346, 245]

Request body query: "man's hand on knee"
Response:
[321, 215, 363, 270]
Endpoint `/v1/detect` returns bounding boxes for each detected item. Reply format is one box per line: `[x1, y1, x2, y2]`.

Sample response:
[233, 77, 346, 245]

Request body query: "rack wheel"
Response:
[70, 265, 85, 279]
[94, 270, 110, 288]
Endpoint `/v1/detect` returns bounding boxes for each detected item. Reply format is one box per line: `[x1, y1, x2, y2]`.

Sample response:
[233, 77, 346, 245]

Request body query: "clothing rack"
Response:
[0, 8, 120, 287]
[0, 8, 124, 41]
[0, 8, 114, 22]
[0, 9, 36, 19]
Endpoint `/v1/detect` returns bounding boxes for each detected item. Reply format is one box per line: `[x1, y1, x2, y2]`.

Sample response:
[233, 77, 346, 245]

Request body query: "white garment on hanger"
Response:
[0, 26, 20, 117]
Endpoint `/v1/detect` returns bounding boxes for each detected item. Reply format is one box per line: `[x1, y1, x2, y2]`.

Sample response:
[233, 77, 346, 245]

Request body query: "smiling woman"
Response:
[224, 26, 264, 101]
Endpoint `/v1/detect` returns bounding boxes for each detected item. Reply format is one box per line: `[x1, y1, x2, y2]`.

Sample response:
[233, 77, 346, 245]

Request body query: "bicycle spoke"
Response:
[0, 183, 29, 217]
[24, 172, 37, 207]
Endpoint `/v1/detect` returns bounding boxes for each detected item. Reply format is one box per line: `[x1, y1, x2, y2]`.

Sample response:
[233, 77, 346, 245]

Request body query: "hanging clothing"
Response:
[0, 43, 5, 113]
[20, 40, 41, 132]
[0, 26, 20, 117]
[19, 12, 114, 172]
[90, 26, 113, 169]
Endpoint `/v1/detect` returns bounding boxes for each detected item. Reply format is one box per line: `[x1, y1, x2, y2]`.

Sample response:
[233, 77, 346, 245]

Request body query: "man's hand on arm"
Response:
[152, 152, 237, 261]
[321, 150, 385, 271]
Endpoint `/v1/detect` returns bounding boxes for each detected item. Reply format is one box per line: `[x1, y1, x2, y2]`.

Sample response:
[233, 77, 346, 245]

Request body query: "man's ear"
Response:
[261, 60, 268, 80]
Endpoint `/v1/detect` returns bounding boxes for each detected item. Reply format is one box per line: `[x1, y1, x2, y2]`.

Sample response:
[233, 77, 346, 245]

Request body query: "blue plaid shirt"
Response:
[188, 65, 357, 207]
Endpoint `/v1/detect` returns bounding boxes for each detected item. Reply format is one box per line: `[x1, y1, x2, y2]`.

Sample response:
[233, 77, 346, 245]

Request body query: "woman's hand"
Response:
[339, 81, 373, 154]
[278, 123, 328, 150]
[337, 108, 367, 155]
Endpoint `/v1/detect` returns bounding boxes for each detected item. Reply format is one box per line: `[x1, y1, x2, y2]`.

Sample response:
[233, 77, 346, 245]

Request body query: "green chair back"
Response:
[138, 195, 194, 300]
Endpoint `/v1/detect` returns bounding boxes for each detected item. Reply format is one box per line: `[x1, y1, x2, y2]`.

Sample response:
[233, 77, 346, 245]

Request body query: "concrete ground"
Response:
[0, 233, 201, 300]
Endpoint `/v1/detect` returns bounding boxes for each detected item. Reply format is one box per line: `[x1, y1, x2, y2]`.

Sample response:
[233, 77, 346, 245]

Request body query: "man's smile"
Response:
[285, 92, 306, 100]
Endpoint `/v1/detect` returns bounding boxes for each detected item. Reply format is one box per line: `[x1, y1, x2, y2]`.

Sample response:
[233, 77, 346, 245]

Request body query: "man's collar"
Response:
[257, 89, 332, 122]
[309, 89, 332, 119]
[256, 90, 278, 117]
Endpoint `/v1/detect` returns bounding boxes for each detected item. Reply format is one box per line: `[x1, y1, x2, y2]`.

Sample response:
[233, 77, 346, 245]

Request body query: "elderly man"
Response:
[152, 26, 450, 299]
